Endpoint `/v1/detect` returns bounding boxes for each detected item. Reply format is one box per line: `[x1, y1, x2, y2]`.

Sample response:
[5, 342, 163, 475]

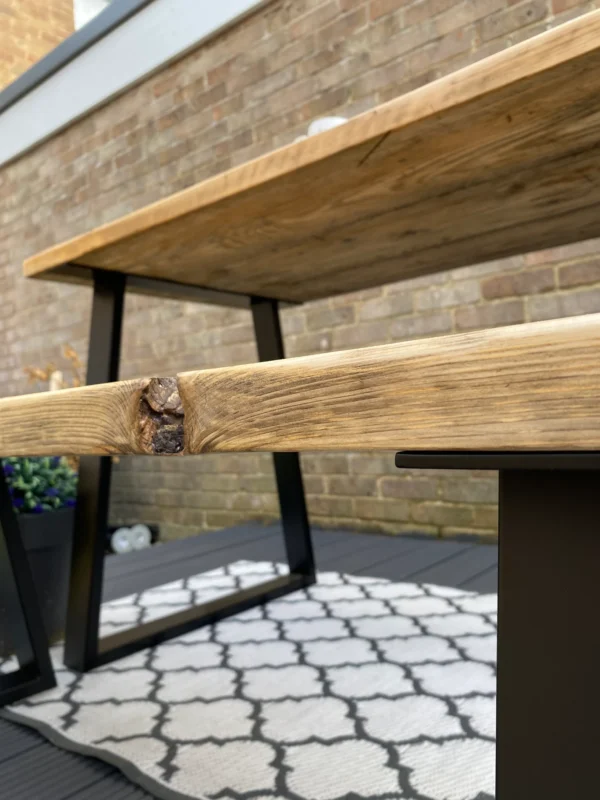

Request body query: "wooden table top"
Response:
[24, 11, 600, 304]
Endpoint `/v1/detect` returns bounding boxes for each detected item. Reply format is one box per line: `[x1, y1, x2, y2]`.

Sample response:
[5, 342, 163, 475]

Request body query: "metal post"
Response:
[62, 284, 313, 672]
[0, 469, 55, 705]
[250, 298, 315, 579]
[63, 270, 125, 671]
[496, 468, 599, 799]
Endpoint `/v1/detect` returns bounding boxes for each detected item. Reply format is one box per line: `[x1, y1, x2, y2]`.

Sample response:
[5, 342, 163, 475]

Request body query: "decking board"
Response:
[1, 524, 497, 799]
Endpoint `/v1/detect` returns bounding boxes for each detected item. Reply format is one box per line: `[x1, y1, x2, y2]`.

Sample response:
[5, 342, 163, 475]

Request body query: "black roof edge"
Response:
[0, 0, 156, 116]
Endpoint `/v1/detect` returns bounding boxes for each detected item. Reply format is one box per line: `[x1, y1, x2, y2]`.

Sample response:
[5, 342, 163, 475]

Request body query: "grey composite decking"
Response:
[1, 523, 498, 800]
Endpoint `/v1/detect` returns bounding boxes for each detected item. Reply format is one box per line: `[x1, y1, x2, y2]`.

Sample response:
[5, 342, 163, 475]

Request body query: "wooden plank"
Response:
[463, 566, 499, 593]
[0, 739, 111, 797]
[341, 540, 473, 580]
[22, 11, 600, 302]
[2, 315, 600, 456]
[0, 376, 189, 457]
[0, 719, 44, 764]
[0, 378, 148, 457]
[180, 315, 600, 453]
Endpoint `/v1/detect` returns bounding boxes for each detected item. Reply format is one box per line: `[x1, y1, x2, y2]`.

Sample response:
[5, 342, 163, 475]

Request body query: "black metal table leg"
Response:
[496, 468, 599, 799]
[0, 469, 55, 705]
[394, 451, 600, 799]
[251, 297, 316, 580]
[63, 277, 314, 672]
[63, 270, 126, 671]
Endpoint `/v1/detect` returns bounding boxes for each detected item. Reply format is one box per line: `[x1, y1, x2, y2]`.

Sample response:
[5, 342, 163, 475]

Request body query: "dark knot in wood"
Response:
[139, 377, 184, 454]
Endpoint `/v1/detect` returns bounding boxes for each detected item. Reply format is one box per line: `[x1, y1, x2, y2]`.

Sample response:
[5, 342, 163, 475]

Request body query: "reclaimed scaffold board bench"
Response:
[3, 10, 600, 798]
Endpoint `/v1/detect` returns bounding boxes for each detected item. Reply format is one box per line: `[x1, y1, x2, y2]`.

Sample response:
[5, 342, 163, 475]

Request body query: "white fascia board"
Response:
[0, 0, 269, 167]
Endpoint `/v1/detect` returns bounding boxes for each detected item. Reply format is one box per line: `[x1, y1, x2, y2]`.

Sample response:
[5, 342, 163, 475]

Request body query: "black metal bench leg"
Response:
[63, 270, 125, 672]
[251, 297, 316, 581]
[64, 279, 314, 673]
[0, 470, 55, 705]
[496, 468, 599, 799]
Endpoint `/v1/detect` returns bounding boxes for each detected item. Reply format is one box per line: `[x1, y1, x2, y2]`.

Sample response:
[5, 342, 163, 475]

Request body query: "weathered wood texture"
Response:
[0, 379, 148, 457]
[1, 316, 600, 456]
[23, 11, 600, 302]
[180, 315, 600, 452]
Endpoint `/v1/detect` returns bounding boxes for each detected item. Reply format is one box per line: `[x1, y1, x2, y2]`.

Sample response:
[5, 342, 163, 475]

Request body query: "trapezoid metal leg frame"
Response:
[251, 297, 316, 581]
[64, 275, 315, 672]
[0, 469, 55, 706]
[63, 270, 126, 672]
[496, 468, 600, 800]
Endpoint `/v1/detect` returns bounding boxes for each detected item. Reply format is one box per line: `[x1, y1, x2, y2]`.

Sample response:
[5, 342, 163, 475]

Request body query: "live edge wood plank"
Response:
[1, 316, 600, 457]
[180, 315, 600, 453]
[0, 378, 184, 458]
[22, 11, 600, 303]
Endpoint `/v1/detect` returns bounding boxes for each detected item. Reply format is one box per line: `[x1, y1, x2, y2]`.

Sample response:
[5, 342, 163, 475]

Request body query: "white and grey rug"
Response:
[2, 561, 497, 800]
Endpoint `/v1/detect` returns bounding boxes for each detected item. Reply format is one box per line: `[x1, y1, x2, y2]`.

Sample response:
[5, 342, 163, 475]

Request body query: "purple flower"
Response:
[66, 499, 76, 507]
[3, 464, 14, 476]
[32, 504, 44, 514]
[13, 497, 24, 508]
[46, 488, 59, 497]
[51, 457, 61, 467]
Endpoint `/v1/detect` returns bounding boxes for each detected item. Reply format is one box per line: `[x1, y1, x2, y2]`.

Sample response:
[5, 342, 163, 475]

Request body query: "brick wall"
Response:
[0, 0, 73, 90]
[2, 0, 600, 541]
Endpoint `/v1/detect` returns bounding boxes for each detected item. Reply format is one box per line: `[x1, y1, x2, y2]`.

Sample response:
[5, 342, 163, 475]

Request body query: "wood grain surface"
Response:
[179, 314, 600, 453]
[2, 316, 600, 456]
[0, 379, 149, 457]
[23, 11, 600, 302]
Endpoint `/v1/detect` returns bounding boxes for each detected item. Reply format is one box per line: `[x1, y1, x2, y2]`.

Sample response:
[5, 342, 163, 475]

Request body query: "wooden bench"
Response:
[5, 10, 600, 797]
[1, 315, 600, 456]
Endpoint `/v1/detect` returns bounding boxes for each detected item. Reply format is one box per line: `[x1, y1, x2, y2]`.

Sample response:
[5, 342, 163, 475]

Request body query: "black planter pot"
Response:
[17, 507, 74, 646]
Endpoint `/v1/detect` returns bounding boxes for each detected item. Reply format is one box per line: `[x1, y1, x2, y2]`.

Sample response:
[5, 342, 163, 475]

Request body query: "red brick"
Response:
[559, 261, 600, 289]
[329, 475, 378, 496]
[441, 479, 498, 504]
[412, 502, 474, 528]
[455, 300, 525, 331]
[416, 281, 480, 310]
[290, 1, 339, 38]
[308, 495, 355, 517]
[317, 7, 368, 48]
[380, 476, 439, 500]
[480, 0, 548, 42]
[152, 72, 182, 98]
[405, 0, 456, 26]
[207, 56, 237, 87]
[1, 0, 73, 89]
[525, 240, 600, 265]
[472, 506, 499, 529]
[355, 498, 411, 522]
[390, 311, 453, 340]
[529, 288, 600, 321]
[302, 455, 350, 475]
[358, 293, 413, 320]
[331, 320, 389, 349]
[370, 0, 410, 19]
[306, 305, 355, 331]
[552, 0, 580, 12]
[481, 268, 555, 299]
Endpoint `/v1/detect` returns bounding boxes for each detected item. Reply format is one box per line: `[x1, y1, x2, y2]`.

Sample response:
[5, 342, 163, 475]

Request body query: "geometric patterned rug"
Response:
[1, 561, 497, 800]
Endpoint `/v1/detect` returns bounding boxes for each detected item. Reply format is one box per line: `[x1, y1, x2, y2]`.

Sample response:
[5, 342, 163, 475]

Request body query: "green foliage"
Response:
[2, 457, 77, 514]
